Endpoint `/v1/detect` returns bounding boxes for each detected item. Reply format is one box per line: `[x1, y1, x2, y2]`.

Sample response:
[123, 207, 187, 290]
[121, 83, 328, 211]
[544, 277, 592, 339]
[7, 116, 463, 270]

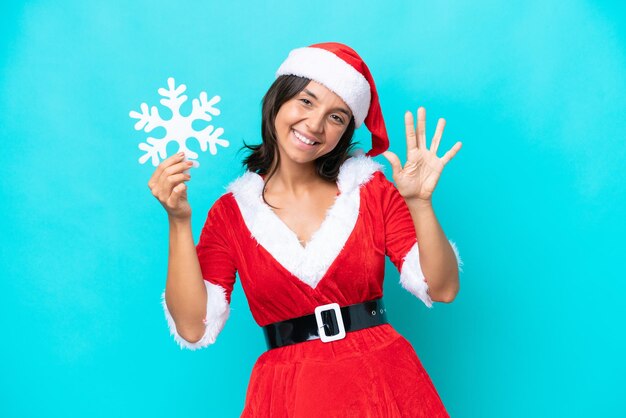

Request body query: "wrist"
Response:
[168, 215, 192, 229]
[404, 196, 433, 209]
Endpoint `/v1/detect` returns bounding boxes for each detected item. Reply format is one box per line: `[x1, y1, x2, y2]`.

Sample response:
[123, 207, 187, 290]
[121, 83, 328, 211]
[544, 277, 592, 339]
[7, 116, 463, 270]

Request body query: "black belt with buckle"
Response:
[262, 298, 388, 350]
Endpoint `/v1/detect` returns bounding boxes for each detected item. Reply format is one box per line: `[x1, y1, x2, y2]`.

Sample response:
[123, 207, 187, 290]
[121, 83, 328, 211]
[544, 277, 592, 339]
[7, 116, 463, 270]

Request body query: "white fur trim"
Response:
[227, 155, 383, 289]
[275, 47, 371, 127]
[400, 242, 433, 308]
[161, 280, 230, 350]
[400, 239, 463, 308]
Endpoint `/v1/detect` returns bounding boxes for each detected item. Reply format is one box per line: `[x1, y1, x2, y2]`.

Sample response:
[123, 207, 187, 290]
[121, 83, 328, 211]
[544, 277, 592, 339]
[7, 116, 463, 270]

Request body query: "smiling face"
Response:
[273, 80, 353, 166]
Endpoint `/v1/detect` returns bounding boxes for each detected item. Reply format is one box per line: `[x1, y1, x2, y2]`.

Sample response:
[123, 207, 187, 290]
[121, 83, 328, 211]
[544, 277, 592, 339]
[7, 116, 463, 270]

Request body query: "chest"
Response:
[265, 185, 340, 247]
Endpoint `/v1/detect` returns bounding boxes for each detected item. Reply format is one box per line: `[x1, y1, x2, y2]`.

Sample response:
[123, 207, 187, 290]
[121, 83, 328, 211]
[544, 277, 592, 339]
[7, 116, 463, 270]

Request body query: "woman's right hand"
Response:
[148, 152, 194, 221]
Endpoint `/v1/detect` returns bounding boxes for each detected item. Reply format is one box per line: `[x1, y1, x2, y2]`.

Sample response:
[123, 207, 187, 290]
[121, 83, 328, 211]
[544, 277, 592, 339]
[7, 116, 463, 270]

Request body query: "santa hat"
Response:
[275, 42, 389, 157]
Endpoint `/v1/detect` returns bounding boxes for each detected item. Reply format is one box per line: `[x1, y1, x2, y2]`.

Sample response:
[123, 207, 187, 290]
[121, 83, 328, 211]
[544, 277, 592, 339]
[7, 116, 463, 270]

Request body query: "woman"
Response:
[151, 42, 463, 417]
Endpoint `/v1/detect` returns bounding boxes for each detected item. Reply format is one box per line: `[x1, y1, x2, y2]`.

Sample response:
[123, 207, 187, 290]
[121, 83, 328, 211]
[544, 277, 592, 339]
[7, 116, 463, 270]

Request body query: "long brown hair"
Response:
[239, 75, 358, 207]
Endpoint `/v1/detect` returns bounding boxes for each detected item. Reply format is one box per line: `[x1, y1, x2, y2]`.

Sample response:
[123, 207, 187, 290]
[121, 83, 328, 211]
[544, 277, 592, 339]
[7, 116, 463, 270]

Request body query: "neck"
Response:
[266, 155, 321, 196]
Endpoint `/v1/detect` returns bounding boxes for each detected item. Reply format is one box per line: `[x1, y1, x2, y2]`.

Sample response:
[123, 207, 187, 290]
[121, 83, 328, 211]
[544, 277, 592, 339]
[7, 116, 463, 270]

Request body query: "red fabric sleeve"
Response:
[195, 196, 238, 304]
[376, 172, 418, 273]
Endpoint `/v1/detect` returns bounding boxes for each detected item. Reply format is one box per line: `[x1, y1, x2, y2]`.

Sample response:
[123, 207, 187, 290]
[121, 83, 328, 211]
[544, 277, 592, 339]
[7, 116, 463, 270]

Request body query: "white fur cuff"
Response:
[161, 280, 230, 350]
[399, 240, 463, 308]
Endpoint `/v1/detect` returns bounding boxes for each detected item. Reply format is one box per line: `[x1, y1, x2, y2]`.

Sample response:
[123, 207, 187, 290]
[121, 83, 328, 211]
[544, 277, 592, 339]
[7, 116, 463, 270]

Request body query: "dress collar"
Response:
[225, 155, 383, 288]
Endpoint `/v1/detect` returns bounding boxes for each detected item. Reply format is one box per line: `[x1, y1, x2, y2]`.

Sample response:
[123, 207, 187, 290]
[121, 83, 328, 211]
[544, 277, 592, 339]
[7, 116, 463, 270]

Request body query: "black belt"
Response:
[263, 298, 388, 350]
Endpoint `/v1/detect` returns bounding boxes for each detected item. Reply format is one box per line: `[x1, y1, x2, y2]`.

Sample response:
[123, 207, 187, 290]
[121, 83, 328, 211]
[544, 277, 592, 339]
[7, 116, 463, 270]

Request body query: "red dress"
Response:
[161, 155, 462, 417]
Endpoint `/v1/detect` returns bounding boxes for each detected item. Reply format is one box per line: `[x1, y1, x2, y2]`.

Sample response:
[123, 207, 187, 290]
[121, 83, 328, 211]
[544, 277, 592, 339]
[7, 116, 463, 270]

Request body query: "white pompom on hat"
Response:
[275, 42, 389, 157]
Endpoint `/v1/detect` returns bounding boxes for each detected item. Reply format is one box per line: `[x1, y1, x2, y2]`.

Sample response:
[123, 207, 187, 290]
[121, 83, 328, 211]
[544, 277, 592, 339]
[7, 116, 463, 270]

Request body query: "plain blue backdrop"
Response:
[1, 1, 625, 417]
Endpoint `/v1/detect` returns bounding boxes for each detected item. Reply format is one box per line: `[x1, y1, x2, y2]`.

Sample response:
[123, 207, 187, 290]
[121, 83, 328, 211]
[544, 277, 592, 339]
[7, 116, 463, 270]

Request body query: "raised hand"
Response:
[382, 107, 462, 203]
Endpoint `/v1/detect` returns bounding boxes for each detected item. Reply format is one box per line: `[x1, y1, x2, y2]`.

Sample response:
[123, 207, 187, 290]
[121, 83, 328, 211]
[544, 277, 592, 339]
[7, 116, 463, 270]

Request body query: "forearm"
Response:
[164, 217, 208, 341]
[404, 198, 460, 302]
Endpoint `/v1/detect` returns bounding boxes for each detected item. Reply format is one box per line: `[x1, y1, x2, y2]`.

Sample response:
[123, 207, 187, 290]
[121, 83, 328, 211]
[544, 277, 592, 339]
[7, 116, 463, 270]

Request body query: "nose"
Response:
[305, 109, 325, 134]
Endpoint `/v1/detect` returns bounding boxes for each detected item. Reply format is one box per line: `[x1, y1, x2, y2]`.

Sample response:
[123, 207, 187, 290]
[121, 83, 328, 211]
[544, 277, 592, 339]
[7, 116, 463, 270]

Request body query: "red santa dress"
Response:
[161, 154, 462, 417]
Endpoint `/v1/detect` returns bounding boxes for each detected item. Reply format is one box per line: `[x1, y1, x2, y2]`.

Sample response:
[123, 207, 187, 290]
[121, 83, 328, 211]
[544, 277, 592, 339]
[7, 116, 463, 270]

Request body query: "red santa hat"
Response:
[275, 42, 389, 157]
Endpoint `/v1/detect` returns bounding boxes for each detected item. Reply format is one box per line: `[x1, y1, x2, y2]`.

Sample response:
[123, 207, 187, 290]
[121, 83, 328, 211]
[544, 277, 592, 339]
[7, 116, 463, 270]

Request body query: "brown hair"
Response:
[238, 75, 358, 207]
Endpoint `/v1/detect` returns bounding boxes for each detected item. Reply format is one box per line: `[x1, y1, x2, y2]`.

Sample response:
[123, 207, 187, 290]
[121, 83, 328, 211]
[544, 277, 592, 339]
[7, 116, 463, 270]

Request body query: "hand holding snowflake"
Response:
[130, 77, 229, 167]
[148, 151, 194, 222]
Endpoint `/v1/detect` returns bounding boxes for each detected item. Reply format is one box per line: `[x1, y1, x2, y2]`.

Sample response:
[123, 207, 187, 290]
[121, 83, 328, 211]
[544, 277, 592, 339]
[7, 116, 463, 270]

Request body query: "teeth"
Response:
[293, 130, 317, 145]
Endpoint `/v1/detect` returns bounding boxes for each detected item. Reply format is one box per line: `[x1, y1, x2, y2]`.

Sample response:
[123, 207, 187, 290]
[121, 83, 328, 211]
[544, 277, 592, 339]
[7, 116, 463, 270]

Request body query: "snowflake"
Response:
[129, 77, 229, 167]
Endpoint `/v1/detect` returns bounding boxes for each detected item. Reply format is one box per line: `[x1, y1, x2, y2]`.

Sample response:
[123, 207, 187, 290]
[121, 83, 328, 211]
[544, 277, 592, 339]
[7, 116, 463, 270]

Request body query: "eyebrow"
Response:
[302, 89, 352, 118]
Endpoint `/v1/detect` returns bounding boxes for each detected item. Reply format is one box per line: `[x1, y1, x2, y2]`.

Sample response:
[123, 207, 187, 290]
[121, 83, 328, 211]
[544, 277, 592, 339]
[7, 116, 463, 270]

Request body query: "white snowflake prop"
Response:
[130, 77, 229, 167]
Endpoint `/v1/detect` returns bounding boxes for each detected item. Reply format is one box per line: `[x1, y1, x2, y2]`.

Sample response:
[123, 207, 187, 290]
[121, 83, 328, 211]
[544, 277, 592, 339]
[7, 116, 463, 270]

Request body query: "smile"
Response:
[293, 129, 320, 146]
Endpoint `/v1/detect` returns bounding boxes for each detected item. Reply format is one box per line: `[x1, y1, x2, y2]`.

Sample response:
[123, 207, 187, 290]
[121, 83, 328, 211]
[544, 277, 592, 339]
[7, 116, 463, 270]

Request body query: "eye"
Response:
[331, 114, 345, 124]
[299, 98, 312, 105]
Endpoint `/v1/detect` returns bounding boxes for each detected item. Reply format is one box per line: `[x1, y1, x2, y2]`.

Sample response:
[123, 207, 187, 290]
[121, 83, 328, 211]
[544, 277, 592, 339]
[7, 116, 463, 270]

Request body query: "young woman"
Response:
[150, 42, 463, 417]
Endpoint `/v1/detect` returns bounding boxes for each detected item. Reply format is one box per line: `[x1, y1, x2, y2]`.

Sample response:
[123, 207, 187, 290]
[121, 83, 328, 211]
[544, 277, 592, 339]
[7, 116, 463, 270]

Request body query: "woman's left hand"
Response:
[382, 107, 462, 203]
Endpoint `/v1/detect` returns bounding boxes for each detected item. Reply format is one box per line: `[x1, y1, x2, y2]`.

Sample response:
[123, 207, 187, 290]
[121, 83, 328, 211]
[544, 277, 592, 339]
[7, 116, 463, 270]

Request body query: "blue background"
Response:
[2, 0, 625, 416]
